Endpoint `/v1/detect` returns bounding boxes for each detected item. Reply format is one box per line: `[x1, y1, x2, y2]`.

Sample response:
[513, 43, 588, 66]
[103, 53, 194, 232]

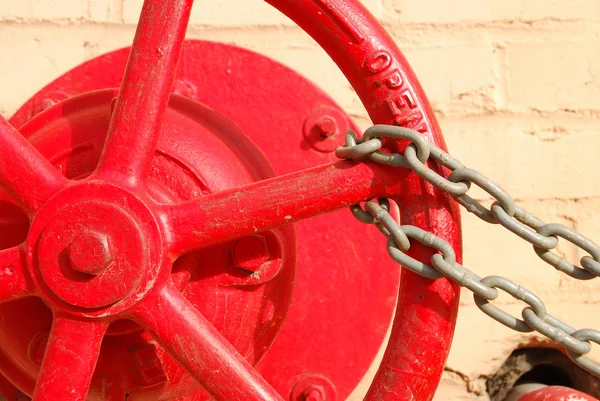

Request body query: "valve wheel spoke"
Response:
[0, 117, 67, 212]
[0, 246, 30, 304]
[158, 160, 403, 257]
[31, 317, 108, 401]
[95, 0, 193, 189]
[131, 282, 284, 401]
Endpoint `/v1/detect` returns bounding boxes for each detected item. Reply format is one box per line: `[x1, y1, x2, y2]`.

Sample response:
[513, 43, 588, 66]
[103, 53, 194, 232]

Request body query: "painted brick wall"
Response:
[1, 1, 599, 400]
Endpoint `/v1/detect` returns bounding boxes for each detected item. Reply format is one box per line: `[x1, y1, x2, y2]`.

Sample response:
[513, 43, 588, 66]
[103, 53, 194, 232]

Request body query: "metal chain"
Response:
[335, 124, 600, 377]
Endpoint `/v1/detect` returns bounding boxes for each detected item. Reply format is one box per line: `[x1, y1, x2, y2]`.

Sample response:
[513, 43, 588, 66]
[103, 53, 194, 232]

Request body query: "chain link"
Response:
[336, 124, 600, 377]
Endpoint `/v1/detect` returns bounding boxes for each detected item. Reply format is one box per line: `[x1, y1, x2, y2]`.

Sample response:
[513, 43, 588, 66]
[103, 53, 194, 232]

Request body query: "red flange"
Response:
[0, 0, 462, 400]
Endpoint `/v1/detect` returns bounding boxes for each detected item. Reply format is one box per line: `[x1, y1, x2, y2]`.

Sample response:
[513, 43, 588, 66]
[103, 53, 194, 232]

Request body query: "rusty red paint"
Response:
[0, 0, 461, 400]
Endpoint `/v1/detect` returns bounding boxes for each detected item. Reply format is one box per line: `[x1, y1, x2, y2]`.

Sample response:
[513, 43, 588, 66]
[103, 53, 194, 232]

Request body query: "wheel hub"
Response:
[30, 183, 161, 310]
[0, 87, 301, 399]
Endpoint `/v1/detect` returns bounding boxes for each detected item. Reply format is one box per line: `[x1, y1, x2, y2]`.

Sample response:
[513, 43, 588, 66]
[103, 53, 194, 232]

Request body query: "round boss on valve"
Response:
[0, 1, 462, 401]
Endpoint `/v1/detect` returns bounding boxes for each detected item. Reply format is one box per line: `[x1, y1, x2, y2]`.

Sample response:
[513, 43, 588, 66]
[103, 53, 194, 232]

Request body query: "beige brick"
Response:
[382, 0, 600, 24]
[382, 0, 498, 24]
[0, 25, 84, 116]
[506, 40, 600, 111]
[88, 0, 122, 23]
[448, 302, 600, 380]
[518, 0, 600, 20]
[0, 0, 88, 21]
[462, 197, 600, 296]
[122, 0, 286, 26]
[82, 25, 136, 60]
[433, 379, 487, 401]
[402, 43, 496, 115]
[440, 115, 600, 200]
[460, 213, 555, 293]
[123, 0, 382, 27]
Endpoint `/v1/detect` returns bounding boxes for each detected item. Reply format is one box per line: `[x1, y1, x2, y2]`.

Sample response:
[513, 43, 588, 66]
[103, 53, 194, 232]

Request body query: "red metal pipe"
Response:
[31, 318, 108, 401]
[95, 0, 194, 190]
[132, 283, 285, 401]
[159, 160, 404, 257]
[0, 116, 67, 213]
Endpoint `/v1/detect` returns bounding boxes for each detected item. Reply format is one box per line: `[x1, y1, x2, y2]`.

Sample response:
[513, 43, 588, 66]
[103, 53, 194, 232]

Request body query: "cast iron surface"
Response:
[0, 42, 400, 401]
[0, 0, 462, 400]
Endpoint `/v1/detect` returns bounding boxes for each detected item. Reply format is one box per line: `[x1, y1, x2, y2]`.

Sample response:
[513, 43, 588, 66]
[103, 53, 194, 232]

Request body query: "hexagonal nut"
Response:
[303, 385, 326, 401]
[68, 232, 114, 275]
[315, 116, 338, 138]
[291, 375, 337, 401]
[302, 106, 349, 153]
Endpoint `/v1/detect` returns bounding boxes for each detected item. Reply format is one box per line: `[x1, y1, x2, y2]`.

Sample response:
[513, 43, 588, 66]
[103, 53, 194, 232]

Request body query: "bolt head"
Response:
[68, 232, 113, 275]
[231, 235, 270, 273]
[315, 116, 338, 138]
[291, 375, 336, 401]
[303, 385, 326, 401]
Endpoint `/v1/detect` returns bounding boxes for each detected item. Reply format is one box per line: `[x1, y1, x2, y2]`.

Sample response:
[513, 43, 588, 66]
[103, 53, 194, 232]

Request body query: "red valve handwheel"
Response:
[0, 1, 462, 400]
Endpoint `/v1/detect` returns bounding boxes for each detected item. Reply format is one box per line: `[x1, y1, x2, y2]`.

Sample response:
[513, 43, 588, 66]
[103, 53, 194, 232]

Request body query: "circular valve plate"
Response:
[0, 41, 400, 400]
